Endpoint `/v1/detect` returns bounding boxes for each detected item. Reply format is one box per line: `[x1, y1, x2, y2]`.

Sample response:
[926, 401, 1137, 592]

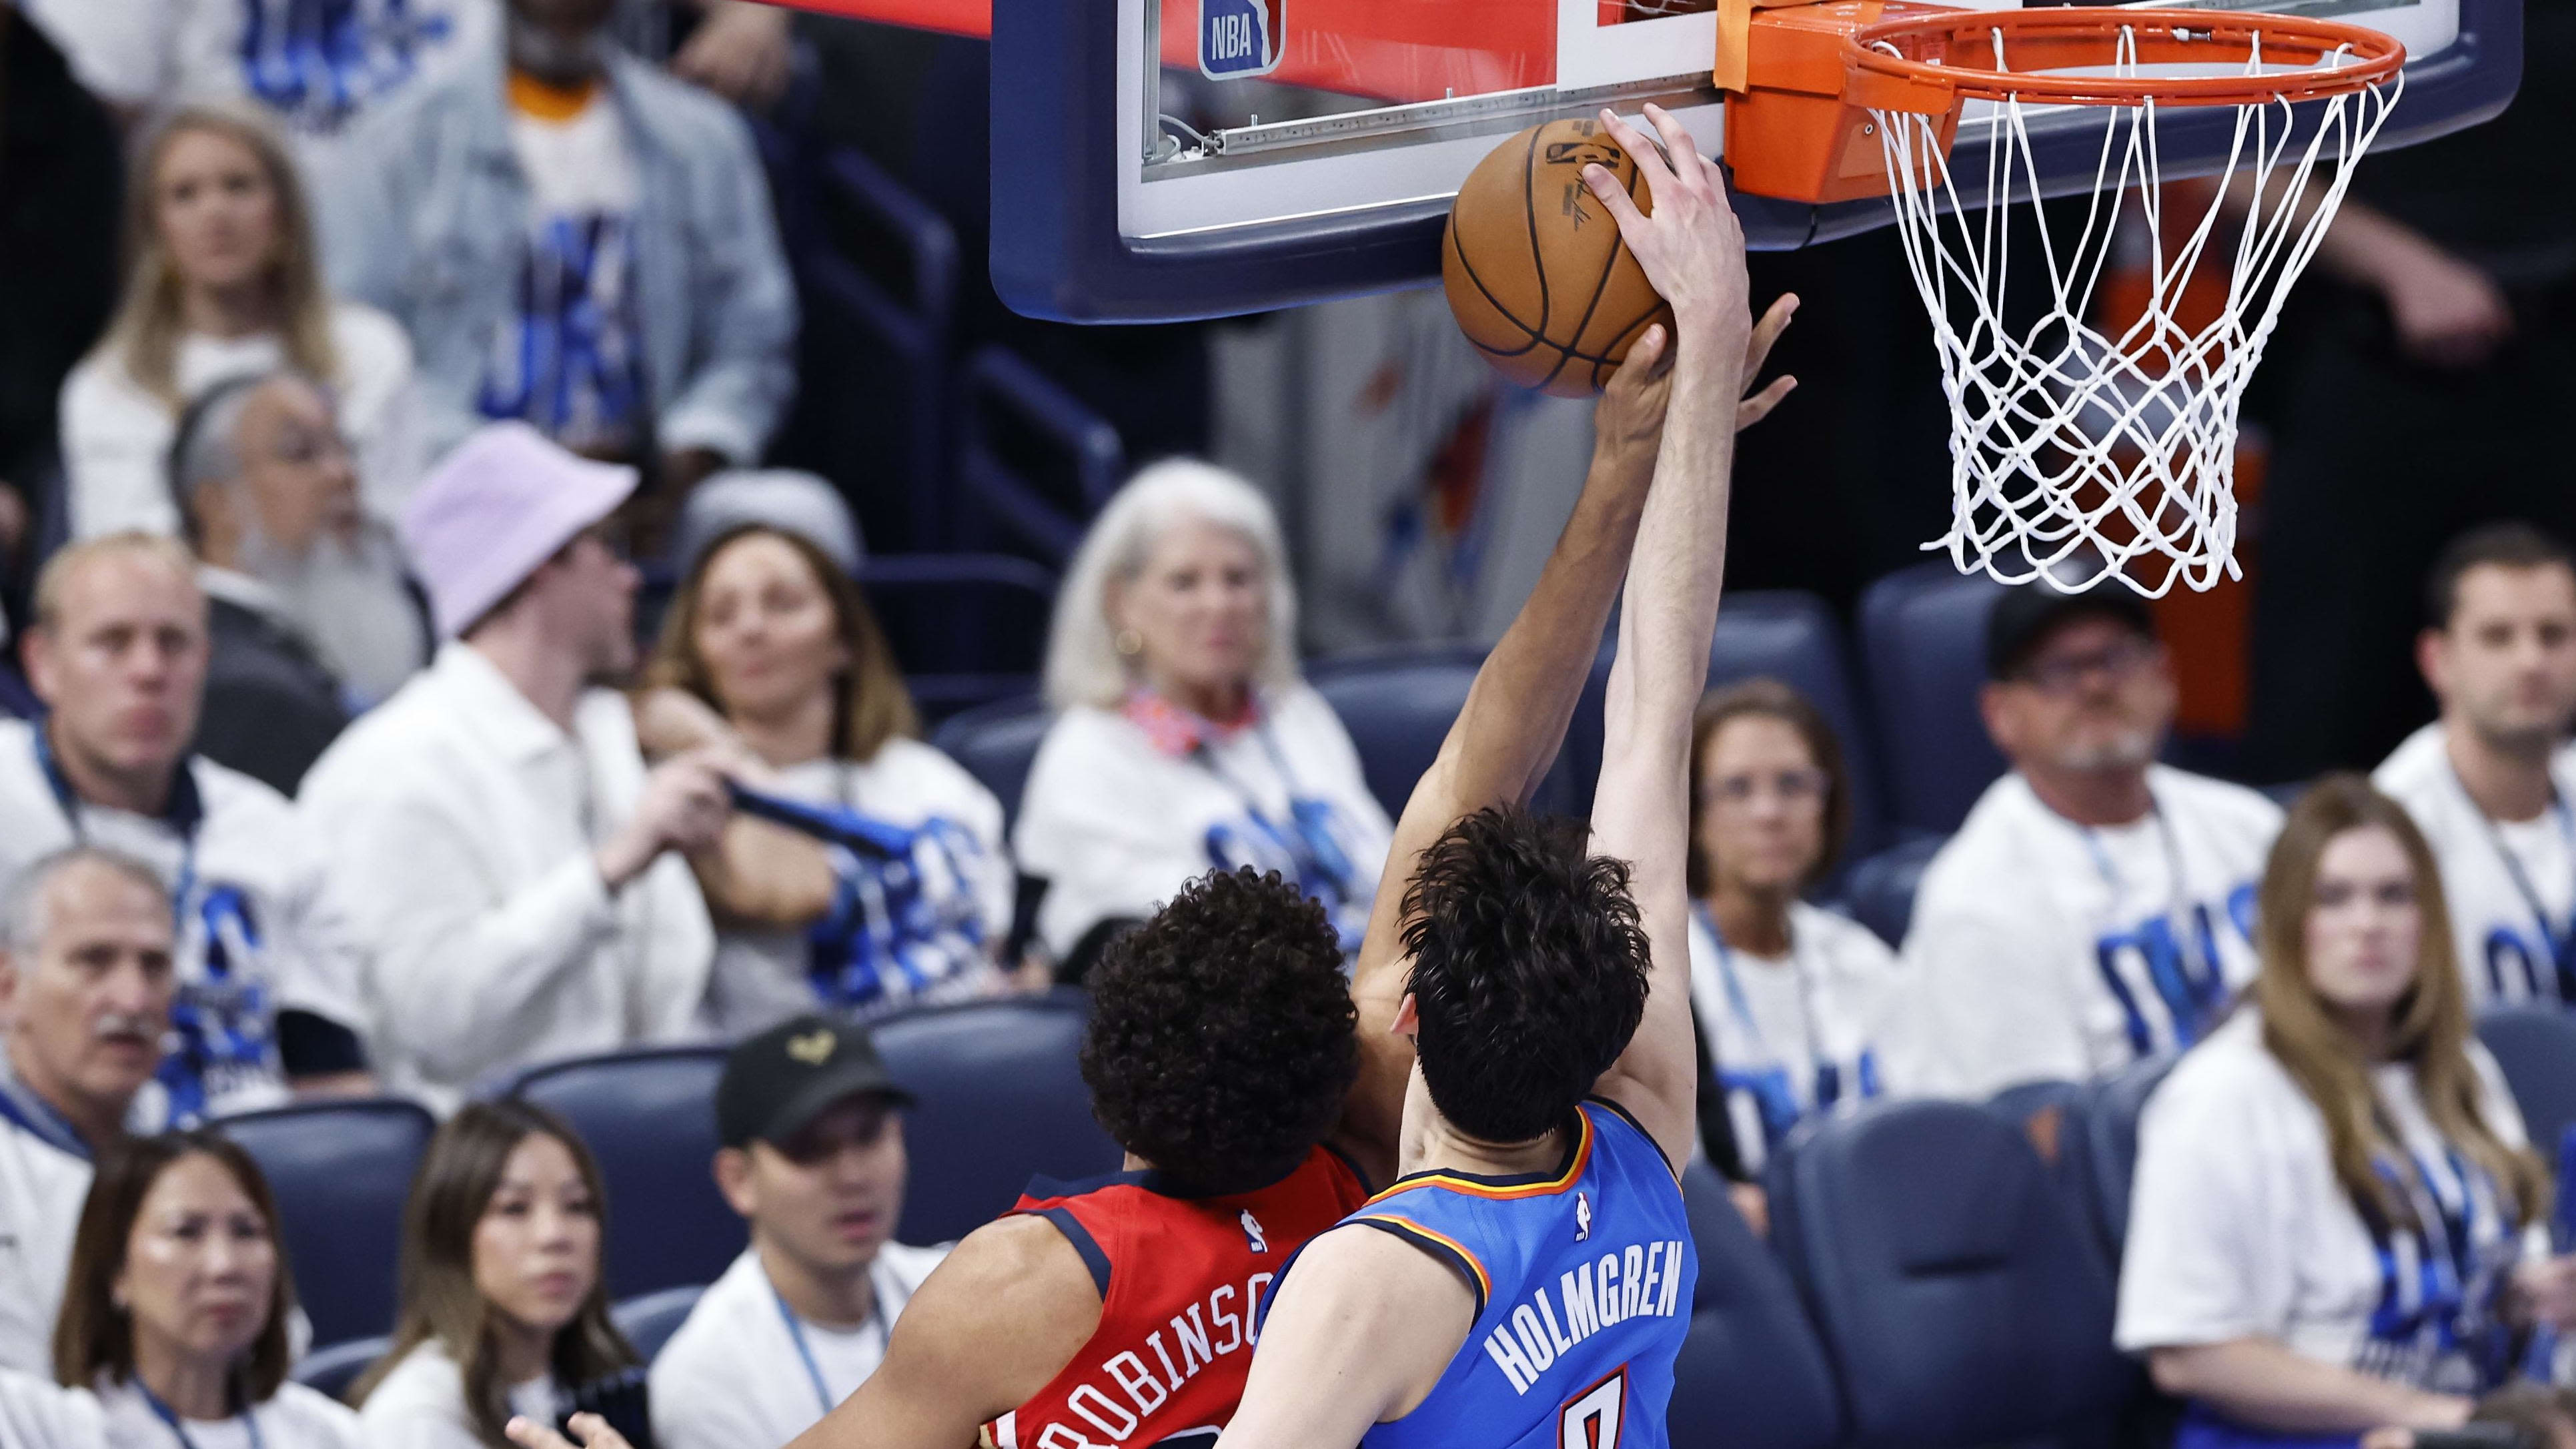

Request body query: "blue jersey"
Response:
[1346, 1099, 1694, 1449]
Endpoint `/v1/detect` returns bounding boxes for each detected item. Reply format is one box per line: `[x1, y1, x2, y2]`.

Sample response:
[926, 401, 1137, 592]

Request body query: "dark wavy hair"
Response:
[1403, 807, 1650, 1144]
[1081, 868, 1358, 1194]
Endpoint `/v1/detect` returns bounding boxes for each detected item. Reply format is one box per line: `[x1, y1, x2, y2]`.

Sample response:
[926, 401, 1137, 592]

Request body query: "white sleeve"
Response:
[2115, 1066, 2294, 1352]
[0, 1372, 104, 1449]
[1889, 896, 2092, 1099]
[17, 0, 171, 106]
[59, 363, 182, 539]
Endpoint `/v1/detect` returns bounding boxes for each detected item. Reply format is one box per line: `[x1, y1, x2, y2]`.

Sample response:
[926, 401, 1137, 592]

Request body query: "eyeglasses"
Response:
[1698, 768, 1831, 809]
[2013, 638, 2156, 695]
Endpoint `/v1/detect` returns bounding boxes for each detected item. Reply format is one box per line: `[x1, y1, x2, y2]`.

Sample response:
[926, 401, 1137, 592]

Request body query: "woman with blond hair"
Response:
[61, 102, 420, 540]
[1013, 459, 1392, 974]
[2118, 774, 2576, 1449]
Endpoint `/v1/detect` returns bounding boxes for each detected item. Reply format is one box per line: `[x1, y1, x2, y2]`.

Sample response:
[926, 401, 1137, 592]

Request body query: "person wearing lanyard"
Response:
[650, 1017, 945, 1449]
[53, 1129, 360, 1449]
[1682, 679, 1897, 1234]
[2375, 522, 2576, 1008]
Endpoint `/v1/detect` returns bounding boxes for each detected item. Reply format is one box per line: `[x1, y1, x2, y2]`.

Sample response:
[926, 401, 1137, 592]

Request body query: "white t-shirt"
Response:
[95, 1378, 360, 1449]
[649, 1243, 948, 1449]
[0, 1372, 106, 1449]
[1013, 687, 1395, 960]
[59, 304, 426, 540]
[0, 1098, 94, 1376]
[358, 1343, 558, 1449]
[477, 88, 646, 458]
[2118, 1011, 2541, 1394]
[2375, 723, 2576, 1007]
[1890, 766, 2284, 1099]
[18, 0, 497, 184]
[1687, 901, 1902, 1171]
[711, 745, 1015, 1037]
[0, 719, 372, 1121]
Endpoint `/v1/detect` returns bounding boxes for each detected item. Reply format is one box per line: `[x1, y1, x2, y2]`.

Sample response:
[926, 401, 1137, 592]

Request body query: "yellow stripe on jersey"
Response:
[1352, 1215, 1493, 1305]
[1364, 1108, 1595, 1204]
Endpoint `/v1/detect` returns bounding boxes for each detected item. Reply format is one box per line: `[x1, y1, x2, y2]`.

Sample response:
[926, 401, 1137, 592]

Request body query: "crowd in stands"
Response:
[1, 1, 2575, 1446]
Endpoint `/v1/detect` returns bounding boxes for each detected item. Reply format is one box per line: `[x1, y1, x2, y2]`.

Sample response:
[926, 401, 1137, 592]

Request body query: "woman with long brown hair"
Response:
[355, 1103, 640, 1449]
[60, 102, 420, 540]
[55, 1129, 360, 1449]
[2117, 775, 2576, 1449]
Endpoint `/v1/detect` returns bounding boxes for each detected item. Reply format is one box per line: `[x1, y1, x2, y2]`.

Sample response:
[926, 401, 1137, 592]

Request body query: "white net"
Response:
[1869, 24, 2402, 596]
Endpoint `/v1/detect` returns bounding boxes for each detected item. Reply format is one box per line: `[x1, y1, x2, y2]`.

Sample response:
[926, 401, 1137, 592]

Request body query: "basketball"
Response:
[1442, 117, 1672, 398]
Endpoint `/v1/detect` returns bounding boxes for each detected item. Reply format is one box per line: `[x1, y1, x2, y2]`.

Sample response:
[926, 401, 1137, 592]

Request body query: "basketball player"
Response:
[1212, 103, 1748, 1449]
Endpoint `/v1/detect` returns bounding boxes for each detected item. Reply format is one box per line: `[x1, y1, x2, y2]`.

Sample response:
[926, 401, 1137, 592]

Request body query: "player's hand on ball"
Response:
[1595, 322, 1675, 470]
[1581, 104, 1750, 349]
[506, 1414, 632, 1449]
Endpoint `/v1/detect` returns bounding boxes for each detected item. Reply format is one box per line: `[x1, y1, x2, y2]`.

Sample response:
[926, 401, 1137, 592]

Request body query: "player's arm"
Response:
[1213, 1226, 1480, 1449]
[1579, 103, 1756, 1172]
[778, 1214, 1099, 1449]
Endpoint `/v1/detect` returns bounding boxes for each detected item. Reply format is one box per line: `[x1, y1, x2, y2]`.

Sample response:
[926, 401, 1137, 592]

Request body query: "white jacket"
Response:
[298, 643, 713, 1107]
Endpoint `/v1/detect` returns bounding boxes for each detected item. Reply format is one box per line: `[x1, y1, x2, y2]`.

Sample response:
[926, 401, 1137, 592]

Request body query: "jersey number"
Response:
[1559, 1368, 1628, 1449]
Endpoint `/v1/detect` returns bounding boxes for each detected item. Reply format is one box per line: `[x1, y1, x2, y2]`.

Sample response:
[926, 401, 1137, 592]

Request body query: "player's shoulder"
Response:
[942, 1211, 1107, 1311]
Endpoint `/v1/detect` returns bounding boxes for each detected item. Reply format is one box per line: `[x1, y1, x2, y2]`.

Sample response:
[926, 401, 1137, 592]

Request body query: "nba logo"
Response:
[1199, 0, 1285, 80]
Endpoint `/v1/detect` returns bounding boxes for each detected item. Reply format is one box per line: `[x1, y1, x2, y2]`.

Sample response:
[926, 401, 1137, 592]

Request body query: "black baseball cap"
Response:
[715, 1015, 914, 1150]
[1984, 579, 2158, 682]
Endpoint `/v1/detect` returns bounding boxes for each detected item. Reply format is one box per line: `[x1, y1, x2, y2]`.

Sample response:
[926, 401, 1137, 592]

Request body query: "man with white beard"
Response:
[1886, 582, 2284, 1099]
[169, 372, 429, 793]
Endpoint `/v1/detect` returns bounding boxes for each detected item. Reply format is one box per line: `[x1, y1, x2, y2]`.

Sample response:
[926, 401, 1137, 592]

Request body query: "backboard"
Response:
[977, 0, 2516, 320]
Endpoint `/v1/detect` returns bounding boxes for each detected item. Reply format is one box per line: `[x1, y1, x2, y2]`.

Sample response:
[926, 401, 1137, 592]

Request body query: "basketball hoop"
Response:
[1862, 9, 2403, 595]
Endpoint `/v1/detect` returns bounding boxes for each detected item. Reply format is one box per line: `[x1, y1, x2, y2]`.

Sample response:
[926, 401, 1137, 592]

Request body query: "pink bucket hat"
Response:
[402, 423, 638, 640]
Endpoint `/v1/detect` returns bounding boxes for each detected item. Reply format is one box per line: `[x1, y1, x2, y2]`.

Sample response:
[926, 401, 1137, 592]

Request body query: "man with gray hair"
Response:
[169, 372, 430, 790]
[0, 847, 175, 1372]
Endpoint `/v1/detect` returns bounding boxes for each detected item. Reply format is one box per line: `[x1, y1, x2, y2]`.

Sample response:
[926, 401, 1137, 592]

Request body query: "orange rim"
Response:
[1842, 7, 2406, 109]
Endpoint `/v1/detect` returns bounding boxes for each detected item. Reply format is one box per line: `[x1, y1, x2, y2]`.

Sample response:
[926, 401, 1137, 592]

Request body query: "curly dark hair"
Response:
[1403, 807, 1650, 1144]
[1081, 867, 1359, 1195]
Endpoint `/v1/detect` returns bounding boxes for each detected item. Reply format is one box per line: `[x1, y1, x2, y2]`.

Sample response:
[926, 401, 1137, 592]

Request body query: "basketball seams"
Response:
[1446, 219, 1551, 359]
[1517, 124, 1553, 347]
[1537, 154, 1642, 392]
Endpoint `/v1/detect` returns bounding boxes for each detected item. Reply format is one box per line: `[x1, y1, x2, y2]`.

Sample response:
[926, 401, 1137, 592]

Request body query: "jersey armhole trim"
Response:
[1030, 1206, 1111, 1298]
[1321, 1139, 1374, 1198]
[1583, 1094, 1685, 1187]
[1347, 1215, 1490, 1318]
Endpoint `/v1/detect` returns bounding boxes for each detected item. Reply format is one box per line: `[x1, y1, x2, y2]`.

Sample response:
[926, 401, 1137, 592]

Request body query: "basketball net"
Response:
[1868, 27, 2401, 596]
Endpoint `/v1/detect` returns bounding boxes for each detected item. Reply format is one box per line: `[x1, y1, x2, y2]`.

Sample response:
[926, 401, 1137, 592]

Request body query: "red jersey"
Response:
[983, 1145, 1370, 1449]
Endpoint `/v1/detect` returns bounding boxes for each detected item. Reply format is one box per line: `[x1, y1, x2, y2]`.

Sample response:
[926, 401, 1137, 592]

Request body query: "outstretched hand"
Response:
[1593, 291, 1798, 470]
[1581, 104, 1751, 352]
[506, 1414, 632, 1449]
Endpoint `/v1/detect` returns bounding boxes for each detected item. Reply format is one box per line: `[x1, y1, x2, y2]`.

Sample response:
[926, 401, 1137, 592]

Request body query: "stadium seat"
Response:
[1307, 644, 1490, 821]
[507, 1047, 744, 1302]
[1768, 1098, 2137, 1449]
[612, 1285, 707, 1365]
[2477, 1008, 2576, 1170]
[928, 693, 1055, 828]
[219, 1098, 435, 1348]
[290, 1335, 387, 1400]
[872, 989, 1123, 1244]
[1668, 1161, 1842, 1449]
[861, 552, 1059, 718]
[1838, 833, 1946, 949]
[2064, 1051, 2181, 1263]
[1856, 562, 2010, 837]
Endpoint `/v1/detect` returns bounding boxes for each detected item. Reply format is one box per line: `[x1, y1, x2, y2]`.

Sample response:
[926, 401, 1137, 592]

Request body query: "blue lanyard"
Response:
[2079, 799, 2212, 985]
[136, 1382, 264, 1449]
[33, 724, 205, 927]
[772, 1286, 874, 1419]
[0, 1071, 91, 1159]
[1694, 903, 1840, 1111]
[2472, 783, 2576, 993]
[1191, 724, 1357, 895]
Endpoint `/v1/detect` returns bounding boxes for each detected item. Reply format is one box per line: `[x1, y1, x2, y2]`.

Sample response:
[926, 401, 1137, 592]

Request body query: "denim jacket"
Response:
[321, 39, 797, 466]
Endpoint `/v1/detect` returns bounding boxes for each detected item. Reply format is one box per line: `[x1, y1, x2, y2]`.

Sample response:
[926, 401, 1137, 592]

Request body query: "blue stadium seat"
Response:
[2064, 1051, 2180, 1263]
[506, 1047, 742, 1302]
[1838, 833, 1946, 949]
[2477, 1008, 2576, 1171]
[1307, 645, 1489, 821]
[612, 1285, 706, 1365]
[928, 694, 1055, 829]
[872, 989, 1123, 1244]
[860, 553, 1058, 720]
[1768, 1098, 2137, 1449]
[1856, 562, 2010, 836]
[290, 1335, 387, 1400]
[219, 1098, 435, 1348]
[1668, 1161, 1842, 1449]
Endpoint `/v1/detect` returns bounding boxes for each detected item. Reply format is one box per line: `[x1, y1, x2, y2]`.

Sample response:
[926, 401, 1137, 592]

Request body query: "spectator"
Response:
[2376, 524, 2576, 1008]
[297, 424, 724, 1109]
[0, 536, 373, 1121]
[648, 1016, 944, 1449]
[355, 1101, 644, 1449]
[60, 104, 422, 543]
[1686, 679, 1896, 1188]
[2118, 776, 2576, 1447]
[173, 372, 430, 709]
[1015, 460, 1392, 971]
[52, 1129, 360, 1449]
[0, 849, 174, 1375]
[324, 0, 796, 509]
[638, 500, 1013, 1033]
[1890, 580, 2283, 1098]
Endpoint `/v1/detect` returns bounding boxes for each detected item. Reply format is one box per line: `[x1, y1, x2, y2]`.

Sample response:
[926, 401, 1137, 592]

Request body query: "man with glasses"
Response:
[1889, 582, 2283, 1099]
[298, 422, 730, 1109]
